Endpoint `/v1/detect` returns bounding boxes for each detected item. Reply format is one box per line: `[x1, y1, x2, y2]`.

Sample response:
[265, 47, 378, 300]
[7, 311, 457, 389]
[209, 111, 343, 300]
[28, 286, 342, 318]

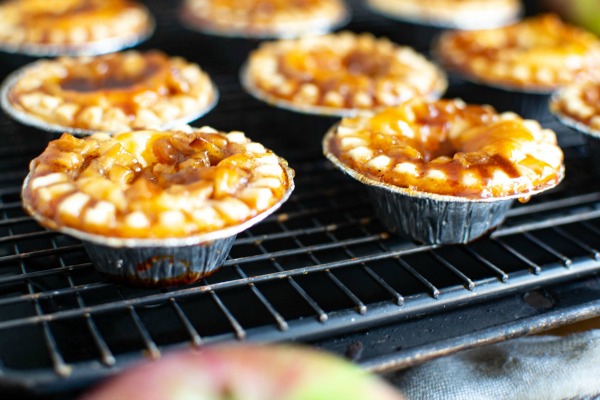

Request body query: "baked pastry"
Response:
[180, 0, 349, 38]
[434, 14, 600, 93]
[243, 32, 447, 116]
[22, 127, 294, 285]
[367, 0, 522, 29]
[81, 345, 405, 400]
[2, 50, 218, 134]
[323, 98, 564, 244]
[0, 0, 154, 56]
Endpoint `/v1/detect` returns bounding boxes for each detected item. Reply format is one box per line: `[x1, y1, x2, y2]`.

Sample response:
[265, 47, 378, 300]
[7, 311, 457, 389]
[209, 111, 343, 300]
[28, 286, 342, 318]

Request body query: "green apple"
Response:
[80, 345, 405, 400]
[544, 0, 600, 35]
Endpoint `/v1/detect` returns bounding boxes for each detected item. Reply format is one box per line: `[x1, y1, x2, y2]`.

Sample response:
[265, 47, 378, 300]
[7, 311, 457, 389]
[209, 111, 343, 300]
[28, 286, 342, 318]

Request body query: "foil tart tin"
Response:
[0, 13, 155, 57]
[240, 63, 448, 118]
[22, 161, 295, 287]
[365, 0, 522, 30]
[0, 62, 219, 136]
[179, 4, 351, 40]
[323, 126, 564, 245]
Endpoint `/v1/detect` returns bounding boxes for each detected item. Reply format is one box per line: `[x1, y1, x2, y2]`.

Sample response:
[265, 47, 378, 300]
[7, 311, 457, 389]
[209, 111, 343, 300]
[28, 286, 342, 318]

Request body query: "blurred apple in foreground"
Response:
[80, 344, 405, 400]
[544, 0, 600, 36]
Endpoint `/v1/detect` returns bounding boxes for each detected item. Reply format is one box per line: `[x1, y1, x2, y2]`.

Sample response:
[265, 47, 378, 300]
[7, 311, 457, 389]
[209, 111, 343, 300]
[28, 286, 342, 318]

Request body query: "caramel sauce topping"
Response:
[55, 52, 167, 108]
[329, 99, 564, 198]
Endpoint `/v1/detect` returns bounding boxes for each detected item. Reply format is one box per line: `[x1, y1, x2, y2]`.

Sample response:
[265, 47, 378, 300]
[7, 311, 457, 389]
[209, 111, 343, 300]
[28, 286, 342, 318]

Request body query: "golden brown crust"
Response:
[245, 32, 447, 114]
[5, 51, 217, 133]
[550, 79, 600, 133]
[326, 99, 564, 198]
[434, 14, 600, 92]
[22, 128, 293, 239]
[0, 0, 153, 52]
[181, 0, 348, 38]
[367, 0, 521, 29]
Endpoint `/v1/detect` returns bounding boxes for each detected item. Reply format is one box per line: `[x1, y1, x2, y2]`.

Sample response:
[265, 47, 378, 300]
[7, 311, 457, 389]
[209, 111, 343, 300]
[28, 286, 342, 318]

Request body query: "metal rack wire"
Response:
[1, 0, 600, 396]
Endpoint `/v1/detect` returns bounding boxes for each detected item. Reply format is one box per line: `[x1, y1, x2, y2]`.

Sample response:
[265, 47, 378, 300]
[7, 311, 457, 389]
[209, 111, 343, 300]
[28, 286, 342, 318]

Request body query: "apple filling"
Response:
[22, 128, 293, 238]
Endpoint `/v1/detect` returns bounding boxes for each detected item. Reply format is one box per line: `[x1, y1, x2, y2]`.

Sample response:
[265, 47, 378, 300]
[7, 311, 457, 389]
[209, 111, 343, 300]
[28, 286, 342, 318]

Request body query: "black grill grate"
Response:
[2, 0, 600, 396]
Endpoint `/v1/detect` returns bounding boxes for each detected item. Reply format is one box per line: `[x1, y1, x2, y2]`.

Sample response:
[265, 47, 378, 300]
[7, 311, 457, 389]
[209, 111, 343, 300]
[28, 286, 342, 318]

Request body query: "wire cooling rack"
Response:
[1, 0, 600, 397]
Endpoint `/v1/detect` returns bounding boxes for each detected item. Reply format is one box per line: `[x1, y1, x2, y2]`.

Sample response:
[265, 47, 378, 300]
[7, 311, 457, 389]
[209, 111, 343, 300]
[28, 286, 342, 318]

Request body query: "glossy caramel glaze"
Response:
[434, 14, 600, 91]
[246, 32, 447, 112]
[0, 0, 152, 47]
[22, 128, 293, 238]
[6, 51, 216, 133]
[327, 99, 564, 198]
[181, 0, 348, 37]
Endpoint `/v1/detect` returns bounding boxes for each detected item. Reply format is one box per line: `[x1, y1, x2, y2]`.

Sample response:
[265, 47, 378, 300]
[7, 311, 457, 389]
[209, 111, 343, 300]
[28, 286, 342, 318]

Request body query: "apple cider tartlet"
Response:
[1, 50, 218, 134]
[22, 127, 294, 286]
[323, 98, 564, 244]
[367, 0, 522, 29]
[180, 0, 349, 38]
[0, 0, 154, 56]
[242, 32, 447, 116]
[434, 14, 600, 93]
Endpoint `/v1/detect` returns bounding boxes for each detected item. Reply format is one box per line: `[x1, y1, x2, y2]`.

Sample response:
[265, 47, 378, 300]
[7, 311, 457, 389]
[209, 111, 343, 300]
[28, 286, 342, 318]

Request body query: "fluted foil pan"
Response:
[0, 14, 155, 57]
[323, 125, 564, 245]
[240, 63, 447, 118]
[22, 161, 295, 287]
[0, 60, 219, 136]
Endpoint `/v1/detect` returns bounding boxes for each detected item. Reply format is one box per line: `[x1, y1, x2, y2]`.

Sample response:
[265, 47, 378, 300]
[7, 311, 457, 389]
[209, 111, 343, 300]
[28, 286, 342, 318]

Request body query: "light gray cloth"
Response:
[391, 330, 600, 400]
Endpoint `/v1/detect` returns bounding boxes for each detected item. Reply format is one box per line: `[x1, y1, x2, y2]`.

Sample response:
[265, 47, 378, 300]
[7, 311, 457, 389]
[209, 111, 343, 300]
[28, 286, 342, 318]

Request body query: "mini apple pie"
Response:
[323, 98, 564, 243]
[0, 0, 154, 56]
[22, 127, 294, 285]
[367, 0, 522, 29]
[2, 50, 218, 134]
[180, 0, 349, 38]
[434, 14, 600, 92]
[243, 32, 447, 116]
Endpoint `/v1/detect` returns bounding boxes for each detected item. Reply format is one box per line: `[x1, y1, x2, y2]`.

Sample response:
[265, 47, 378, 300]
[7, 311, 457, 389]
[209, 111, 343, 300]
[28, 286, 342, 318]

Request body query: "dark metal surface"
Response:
[1, 0, 600, 398]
